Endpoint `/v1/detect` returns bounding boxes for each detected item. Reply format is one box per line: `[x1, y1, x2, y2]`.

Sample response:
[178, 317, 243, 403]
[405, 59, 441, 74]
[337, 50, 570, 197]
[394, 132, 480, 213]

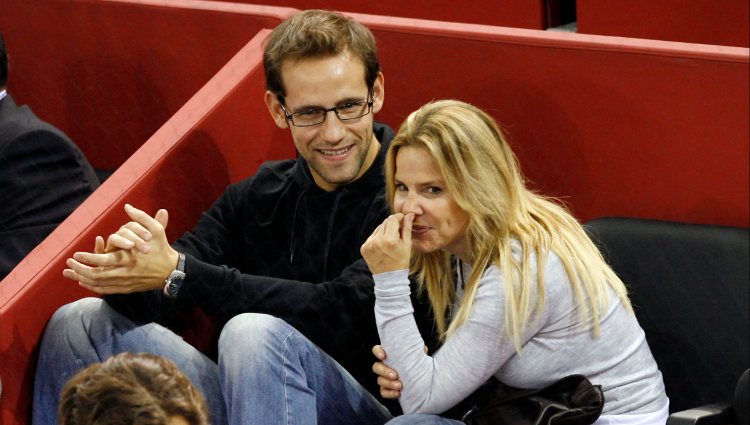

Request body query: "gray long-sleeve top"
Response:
[374, 250, 668, 416]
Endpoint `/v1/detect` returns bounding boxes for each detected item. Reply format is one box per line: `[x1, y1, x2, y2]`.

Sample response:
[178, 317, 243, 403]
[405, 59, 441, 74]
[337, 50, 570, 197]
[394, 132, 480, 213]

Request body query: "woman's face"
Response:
[393, 146, 470, 259]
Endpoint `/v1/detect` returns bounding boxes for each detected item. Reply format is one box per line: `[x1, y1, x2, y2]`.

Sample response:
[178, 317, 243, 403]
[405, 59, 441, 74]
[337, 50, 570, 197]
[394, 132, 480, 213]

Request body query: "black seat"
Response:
[585, 218, 749, 424]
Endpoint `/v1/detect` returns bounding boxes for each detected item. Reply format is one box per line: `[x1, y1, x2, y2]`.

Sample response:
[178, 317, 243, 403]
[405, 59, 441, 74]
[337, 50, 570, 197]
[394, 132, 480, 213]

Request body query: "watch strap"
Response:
[176, 251, 186, 273]
[163, 252, 186, 298]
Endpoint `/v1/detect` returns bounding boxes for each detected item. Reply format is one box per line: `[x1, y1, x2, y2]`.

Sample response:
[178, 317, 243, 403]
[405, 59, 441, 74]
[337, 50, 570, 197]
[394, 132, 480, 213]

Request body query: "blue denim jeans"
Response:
[387, 414, 464, 425]
[219, 312, 392, 425]
[32, 297, 392, 425]
[32, 297, 227, 425]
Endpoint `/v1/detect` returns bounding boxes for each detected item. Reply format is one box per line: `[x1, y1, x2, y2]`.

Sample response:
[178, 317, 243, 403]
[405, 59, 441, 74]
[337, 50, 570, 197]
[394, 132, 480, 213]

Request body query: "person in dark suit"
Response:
[0, 34, 99, 281]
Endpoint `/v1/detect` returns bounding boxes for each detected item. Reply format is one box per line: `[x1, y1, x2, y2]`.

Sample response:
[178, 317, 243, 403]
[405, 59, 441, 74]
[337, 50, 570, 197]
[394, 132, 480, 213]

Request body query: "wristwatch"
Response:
[163, 252, 186, 299]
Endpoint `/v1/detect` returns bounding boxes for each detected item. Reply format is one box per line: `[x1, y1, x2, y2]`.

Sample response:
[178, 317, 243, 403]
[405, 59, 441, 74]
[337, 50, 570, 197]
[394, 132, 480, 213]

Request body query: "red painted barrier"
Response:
[353, 13, 749, 227]
[211, 0, 548, 29]
[0, 0, 294, 171]
[577, 0, 750, 47]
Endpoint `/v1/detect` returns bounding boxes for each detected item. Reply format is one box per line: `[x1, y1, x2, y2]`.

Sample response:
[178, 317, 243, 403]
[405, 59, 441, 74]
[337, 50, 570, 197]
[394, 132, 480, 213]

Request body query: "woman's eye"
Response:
[426, 187, 443, 195]
[395, 184, 407, 192]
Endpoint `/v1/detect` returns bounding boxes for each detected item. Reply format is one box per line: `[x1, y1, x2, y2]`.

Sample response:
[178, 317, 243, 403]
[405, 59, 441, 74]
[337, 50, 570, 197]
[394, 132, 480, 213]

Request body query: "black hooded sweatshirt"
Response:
[107, 122, 437, 414]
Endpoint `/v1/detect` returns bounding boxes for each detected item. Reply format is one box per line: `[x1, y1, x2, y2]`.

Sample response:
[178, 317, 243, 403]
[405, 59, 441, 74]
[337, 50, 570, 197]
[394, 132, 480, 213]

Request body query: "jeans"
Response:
[32, 297, 392, 425]
[32, 297, 227, 425]
[387, 415, 464, 425]
[220, 312, 392, 425]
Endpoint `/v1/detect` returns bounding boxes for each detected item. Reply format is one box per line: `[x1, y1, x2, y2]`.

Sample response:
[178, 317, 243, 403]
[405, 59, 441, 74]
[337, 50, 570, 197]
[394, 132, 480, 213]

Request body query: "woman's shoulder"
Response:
[466, 263, 504, 299]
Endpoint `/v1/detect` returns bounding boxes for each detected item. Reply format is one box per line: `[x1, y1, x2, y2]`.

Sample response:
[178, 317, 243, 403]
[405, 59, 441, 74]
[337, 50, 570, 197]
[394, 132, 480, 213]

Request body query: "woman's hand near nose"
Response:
[361, 213, 414, 274]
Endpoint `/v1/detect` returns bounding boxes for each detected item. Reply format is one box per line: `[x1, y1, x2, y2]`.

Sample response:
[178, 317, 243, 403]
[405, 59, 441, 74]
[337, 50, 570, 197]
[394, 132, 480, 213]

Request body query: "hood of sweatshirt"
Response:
[285, 121, 394, 277]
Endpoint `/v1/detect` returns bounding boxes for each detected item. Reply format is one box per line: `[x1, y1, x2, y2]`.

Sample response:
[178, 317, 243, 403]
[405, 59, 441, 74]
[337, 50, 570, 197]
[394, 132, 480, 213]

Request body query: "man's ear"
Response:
[371, 72, 385, 115]
[265, 91, 290, 129]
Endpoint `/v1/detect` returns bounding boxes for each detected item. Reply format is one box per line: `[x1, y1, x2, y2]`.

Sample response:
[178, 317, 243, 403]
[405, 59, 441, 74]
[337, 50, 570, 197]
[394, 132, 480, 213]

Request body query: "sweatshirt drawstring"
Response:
[322, 189, 346, 279]
[289, 187, 310, 263]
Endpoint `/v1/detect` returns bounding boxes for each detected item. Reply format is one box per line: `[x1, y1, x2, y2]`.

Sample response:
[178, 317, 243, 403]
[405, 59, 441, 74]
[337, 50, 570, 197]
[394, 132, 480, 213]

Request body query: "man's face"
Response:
[265, 52, 384, 191]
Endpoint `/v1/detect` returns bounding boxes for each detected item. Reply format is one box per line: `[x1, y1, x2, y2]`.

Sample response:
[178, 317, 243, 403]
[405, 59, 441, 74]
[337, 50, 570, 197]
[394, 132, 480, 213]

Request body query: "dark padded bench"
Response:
[586, 217, 749, 424]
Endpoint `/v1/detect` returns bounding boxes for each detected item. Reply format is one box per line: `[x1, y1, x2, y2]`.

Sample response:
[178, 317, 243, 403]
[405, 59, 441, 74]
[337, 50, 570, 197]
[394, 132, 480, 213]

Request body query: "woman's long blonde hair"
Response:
[386, 100, 631, 351]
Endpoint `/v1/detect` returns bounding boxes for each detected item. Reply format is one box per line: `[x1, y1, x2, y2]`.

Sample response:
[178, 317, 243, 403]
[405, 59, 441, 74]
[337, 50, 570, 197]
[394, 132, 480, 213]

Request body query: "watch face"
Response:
[166, 271, 186, 298]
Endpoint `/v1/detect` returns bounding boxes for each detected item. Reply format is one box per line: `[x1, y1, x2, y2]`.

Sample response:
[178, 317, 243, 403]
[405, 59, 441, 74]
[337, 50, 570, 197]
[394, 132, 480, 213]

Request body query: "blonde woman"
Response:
[361, 100, 668, 425]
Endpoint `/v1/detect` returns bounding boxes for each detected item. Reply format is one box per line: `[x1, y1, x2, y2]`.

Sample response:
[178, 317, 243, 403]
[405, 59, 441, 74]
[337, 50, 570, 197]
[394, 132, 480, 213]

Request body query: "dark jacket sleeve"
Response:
[182, 257, 378, 337]
[0, 129, 98, 280]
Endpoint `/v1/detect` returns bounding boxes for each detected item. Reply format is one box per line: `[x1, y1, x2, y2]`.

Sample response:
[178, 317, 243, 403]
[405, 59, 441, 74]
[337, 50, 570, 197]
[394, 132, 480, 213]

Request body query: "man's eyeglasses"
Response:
[279, 94, 374, 127]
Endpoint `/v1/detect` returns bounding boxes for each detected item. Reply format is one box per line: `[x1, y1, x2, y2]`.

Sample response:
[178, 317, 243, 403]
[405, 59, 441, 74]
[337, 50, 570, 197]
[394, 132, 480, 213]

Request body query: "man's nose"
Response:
[319, 110, 346, 142]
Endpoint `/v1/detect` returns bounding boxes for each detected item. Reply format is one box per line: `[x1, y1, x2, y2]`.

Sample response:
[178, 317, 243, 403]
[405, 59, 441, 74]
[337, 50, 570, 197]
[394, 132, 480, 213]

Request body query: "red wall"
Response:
[354, 14, 749, 228]
[577, 0, 750, 47]
[213, 0, 548, 29]
[0, 0, 294, 170]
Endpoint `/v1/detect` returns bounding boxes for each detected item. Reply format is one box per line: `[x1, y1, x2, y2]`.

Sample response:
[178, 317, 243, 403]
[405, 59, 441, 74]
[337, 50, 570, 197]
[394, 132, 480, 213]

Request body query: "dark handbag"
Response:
[444, 375, 604, 425]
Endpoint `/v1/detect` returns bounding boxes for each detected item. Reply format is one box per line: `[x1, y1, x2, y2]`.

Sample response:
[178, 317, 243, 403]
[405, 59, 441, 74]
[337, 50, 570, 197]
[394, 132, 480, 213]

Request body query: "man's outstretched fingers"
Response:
[73, 250, 133, 268]
[155, 208, 169, 229]
[63, 261, 109, 287]
[124, 204, 164, 233]
[106, 233, 135, 251]
[95, 236, 105, 255]
[114, 226, 150, 253]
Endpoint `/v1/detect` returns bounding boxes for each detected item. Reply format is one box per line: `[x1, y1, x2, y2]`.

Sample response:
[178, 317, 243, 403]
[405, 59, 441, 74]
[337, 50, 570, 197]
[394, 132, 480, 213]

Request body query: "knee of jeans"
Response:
[386, 416, 413, 425]
[40, 297, 108, 351]
[387, 414, 448, 425]
[49, 297, 106, 329]
[219, 313, 291, 359]
[219, 313, 290, 344]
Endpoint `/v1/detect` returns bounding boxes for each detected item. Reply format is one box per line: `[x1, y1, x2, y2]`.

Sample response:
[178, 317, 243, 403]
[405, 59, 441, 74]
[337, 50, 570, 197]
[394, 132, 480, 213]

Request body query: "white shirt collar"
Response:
[0, 89, 6, 103]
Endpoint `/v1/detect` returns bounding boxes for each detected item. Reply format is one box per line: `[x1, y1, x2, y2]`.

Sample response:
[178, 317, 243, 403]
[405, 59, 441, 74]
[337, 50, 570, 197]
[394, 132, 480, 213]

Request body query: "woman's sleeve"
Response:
[375, 267, 528, 414]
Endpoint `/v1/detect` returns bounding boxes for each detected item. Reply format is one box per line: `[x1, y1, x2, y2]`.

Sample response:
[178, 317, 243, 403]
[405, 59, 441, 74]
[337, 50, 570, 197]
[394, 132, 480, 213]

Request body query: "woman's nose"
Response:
[400, 194, 422, 215]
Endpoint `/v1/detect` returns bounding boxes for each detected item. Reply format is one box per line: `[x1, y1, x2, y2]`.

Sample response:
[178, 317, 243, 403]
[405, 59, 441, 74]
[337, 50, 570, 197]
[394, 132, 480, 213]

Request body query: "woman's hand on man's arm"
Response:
[372, 343, 429, 400]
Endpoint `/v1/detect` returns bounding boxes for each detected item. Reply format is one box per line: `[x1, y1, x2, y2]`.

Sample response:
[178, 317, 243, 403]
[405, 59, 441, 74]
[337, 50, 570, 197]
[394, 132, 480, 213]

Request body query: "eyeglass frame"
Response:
[277, 89, 375, 127]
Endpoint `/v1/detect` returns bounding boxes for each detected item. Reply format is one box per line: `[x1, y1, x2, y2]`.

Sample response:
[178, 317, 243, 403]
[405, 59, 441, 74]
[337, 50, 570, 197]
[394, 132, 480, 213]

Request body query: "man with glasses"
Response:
[33, 10, 435, 425]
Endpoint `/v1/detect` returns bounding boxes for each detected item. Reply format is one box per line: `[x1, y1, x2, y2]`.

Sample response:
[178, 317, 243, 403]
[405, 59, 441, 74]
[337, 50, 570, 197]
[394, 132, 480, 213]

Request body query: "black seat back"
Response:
[585, 217, 749, 412]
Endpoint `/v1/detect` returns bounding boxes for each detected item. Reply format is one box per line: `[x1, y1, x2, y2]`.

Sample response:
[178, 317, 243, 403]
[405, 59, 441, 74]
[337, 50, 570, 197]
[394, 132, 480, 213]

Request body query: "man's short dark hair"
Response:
[263, 10, 380, 99]
[0, 34, 7, 87]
